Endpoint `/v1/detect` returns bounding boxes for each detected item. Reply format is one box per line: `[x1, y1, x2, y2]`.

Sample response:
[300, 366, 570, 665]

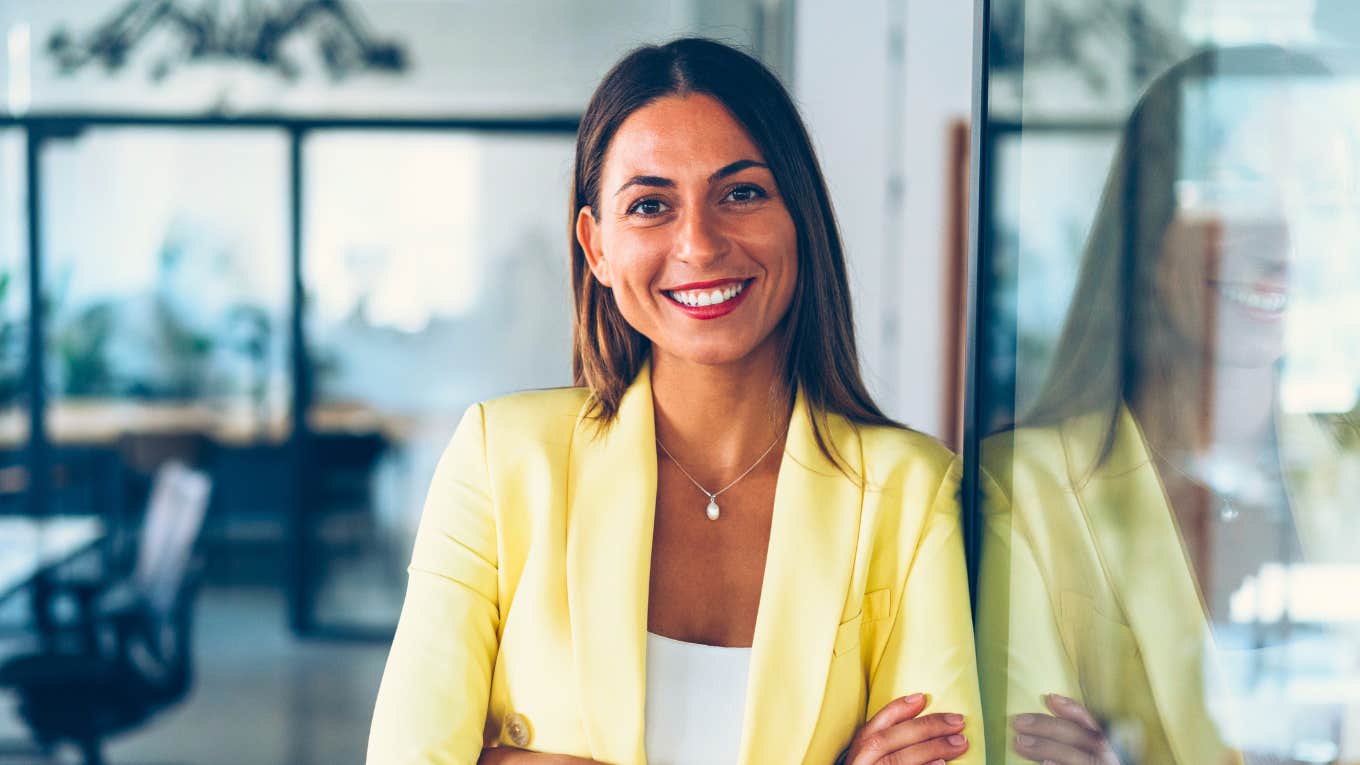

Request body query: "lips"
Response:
[662, 278, 754, 320]
[1209, 280, 1287, 320]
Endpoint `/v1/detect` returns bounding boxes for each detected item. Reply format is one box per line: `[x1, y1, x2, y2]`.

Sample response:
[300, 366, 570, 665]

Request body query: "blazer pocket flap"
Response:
[864, 587, 892, 623]
[833, 611, 864, 657]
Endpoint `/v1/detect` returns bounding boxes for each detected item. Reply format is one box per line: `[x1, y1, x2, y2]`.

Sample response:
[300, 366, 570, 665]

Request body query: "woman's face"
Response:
[1154, 95, 1302, 369]
[1155, 208, 1292, 369]
[576, 93, 798, 370]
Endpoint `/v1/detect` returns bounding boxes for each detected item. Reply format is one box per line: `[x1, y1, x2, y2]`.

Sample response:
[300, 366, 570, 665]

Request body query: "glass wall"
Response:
[972, 1, 1360, 763]
[300, 130, 575, 632]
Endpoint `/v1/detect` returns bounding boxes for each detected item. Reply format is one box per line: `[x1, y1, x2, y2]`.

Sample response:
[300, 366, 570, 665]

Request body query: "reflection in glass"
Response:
[301, 131, 575, 630]
[977, 45, 1360, 765]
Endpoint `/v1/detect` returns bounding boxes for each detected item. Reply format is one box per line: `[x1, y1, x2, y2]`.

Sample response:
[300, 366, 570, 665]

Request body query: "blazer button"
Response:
[504, 711, 532, 747]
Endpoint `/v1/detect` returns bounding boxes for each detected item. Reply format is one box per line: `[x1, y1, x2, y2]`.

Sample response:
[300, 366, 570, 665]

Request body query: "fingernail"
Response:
[1015, 734, 1034, 747]
[944, 713, 964, 725]
[1048, 693, 1074, 706]
[948, 734, 966, 746]
[904, 692, 924, 703]
[1013, 713, 1034, 729]
[930, 760, 945, 765]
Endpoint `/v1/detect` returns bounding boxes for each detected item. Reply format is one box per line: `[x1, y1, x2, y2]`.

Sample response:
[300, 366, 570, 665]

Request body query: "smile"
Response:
[1211, 281, 1287, 314]
[664, 279, 750, 308]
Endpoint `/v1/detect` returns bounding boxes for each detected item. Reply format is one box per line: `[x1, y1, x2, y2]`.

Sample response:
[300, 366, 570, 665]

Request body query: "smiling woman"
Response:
[367, 37, 982, 765]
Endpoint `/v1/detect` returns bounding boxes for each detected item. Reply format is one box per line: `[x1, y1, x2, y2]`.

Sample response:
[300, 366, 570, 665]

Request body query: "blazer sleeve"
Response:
[975, 464, 1081, 765]
[368, 404, 500, 765]
[866, 458, 986, 765]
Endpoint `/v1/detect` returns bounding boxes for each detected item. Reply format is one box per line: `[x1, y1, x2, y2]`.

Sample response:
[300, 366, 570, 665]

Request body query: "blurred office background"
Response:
[0, 2, 971, 763]
[0, 0, 1357, 763]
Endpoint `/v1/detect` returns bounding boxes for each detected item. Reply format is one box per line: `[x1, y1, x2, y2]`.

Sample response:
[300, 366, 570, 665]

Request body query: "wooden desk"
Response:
[0, 516, 105, 602]
[0, 400, 413, 447]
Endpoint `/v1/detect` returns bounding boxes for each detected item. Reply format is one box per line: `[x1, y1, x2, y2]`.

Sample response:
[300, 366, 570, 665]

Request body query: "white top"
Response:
[644, 631, 752, 765]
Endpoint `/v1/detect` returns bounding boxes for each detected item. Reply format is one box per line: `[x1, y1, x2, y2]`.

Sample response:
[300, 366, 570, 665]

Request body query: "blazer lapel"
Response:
[1068, 406, 1241, 765]
[565, 362, 864, 765]
[566, 360, 658, 765]
[737, 390, 864, 765]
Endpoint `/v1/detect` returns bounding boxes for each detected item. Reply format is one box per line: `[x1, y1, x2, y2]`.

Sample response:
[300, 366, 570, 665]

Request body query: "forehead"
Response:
[602, 93, 765, 176]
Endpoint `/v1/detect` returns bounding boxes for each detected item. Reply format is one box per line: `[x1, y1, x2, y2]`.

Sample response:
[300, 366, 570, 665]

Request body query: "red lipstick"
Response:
[663, 278, 754, 321]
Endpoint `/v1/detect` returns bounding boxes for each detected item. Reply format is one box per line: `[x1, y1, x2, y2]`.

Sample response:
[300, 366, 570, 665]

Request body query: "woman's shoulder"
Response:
[470, 385, 592, 450]
[853, 420, 958, 487]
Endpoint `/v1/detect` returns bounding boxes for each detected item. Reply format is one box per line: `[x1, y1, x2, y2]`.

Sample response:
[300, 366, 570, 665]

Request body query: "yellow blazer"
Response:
[977, 404, 1360, 765]
[368, 359, 983, 765]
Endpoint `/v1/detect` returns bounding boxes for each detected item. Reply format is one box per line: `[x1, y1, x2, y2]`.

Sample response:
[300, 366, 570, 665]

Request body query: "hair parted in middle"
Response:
[569, 37, 902, 469]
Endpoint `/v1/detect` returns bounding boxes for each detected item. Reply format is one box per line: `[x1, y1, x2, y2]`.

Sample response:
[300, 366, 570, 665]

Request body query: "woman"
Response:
[976, 45, 1360, 764]
[367, 38, 983, 765]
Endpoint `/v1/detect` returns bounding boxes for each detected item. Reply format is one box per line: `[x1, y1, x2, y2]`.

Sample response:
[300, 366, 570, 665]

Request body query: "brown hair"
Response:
[569, 37, 902, 467]
[1020, 45, 1334, 473]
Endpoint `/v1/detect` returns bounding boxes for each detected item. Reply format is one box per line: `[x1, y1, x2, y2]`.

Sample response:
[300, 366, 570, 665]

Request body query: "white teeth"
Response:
[1216, 283, 1286, 313]
[666, 281, 747, 308]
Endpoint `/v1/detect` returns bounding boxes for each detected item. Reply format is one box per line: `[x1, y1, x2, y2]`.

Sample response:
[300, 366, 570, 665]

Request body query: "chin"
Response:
[657, 338, 766, 368]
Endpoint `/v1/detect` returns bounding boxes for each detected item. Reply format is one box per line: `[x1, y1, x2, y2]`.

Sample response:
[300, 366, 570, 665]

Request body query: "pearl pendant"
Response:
[706, 498, 720, 521]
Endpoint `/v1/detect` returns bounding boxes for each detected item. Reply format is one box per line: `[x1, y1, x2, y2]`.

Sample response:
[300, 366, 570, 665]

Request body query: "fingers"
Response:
[1012, 730, 1099, 765]
[1011, 733, 1089, 765]
[1012, 713, 1104, 753]
[850, 712, 968, 765]
[1011, 700, 1119, 765]
[1044, 694, 1103, 733]
[860, 693, 927, 737]
[887, 724, 970, 765]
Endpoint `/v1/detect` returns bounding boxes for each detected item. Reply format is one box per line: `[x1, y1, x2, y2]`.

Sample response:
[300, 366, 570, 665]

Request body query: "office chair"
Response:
[0, 460, 211, 765]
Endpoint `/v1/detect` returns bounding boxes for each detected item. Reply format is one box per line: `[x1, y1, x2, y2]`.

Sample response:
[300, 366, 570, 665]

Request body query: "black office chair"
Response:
[0, 460, 212, 765]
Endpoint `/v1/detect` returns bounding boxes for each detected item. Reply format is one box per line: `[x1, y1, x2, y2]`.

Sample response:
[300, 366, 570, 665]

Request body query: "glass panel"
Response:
[0, 127, 30, 633]
[0, 128, 29, 479]
[40, 127, 291, 561]
[974, 4, 1360, 764]
[301, 130, 575, 632]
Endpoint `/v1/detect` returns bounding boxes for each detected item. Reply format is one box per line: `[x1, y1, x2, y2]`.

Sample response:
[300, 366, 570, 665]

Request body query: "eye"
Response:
[724, 184, 767, 204]
[627, 197, 670, 217]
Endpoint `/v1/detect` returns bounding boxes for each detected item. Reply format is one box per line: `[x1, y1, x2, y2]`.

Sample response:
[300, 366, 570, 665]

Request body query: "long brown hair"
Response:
[570, 37, 901, 467]
[1020, 45, 1333, 474]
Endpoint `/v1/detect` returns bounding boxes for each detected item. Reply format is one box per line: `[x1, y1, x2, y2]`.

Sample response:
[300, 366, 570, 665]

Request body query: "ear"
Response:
[576, 206, 612, 288]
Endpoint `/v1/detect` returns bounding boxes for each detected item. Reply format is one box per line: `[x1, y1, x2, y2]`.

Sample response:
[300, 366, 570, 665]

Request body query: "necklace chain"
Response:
[656, 428, 785, 520]
[1143, 438, 1278, 523]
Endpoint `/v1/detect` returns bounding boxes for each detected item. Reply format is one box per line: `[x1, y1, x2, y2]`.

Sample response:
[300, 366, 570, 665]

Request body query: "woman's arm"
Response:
[975, 460, 1118, 765]
[368, 404, 502, 765]
[861, 460, 985, 764]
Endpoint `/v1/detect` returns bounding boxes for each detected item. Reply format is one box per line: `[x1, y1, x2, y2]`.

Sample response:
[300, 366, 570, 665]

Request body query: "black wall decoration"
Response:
[47, 0, 409, 82]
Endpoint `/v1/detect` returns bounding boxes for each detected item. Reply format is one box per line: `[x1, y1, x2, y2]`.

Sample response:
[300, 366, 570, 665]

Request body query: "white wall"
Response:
[794, 0, 974, 436]
[0, 0, 773, 116]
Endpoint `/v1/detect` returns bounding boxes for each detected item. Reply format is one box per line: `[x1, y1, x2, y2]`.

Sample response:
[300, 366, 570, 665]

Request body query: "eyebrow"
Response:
[613, 159, 770, 197]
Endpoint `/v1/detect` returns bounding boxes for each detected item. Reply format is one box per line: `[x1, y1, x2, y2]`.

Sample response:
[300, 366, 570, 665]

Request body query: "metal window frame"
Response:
[2, 110, 579, 641]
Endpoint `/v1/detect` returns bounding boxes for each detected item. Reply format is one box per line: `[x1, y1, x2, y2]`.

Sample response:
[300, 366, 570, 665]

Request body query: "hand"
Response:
[843, 693, 971, 765]
[478, 747, 607, 764]
[1011, 693, 1120, 765]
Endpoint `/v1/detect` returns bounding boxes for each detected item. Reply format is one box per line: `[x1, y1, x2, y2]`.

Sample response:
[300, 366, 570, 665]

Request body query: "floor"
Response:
[0, 587, 391, 765]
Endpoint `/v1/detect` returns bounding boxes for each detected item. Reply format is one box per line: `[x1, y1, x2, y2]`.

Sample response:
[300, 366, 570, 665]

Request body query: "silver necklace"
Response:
[655, 430, 785, 521]
[1146, 441, 1279, 523]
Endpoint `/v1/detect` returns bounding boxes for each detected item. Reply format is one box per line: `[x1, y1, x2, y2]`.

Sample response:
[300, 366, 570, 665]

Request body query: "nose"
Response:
[673, 206, 729, 264]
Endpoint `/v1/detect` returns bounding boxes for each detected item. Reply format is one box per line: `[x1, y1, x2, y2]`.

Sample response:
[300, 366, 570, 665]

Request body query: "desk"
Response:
[0, 516, 105, 603]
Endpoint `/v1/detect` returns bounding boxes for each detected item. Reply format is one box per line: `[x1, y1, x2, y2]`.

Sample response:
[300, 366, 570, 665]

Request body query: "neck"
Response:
[650, 342, 792, 483]
[1135, 356, 1277, 460]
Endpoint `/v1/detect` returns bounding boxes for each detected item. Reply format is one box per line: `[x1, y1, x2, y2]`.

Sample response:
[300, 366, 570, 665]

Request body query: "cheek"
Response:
[601, 228, 668, 291]
[738, 214, 798, 282]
